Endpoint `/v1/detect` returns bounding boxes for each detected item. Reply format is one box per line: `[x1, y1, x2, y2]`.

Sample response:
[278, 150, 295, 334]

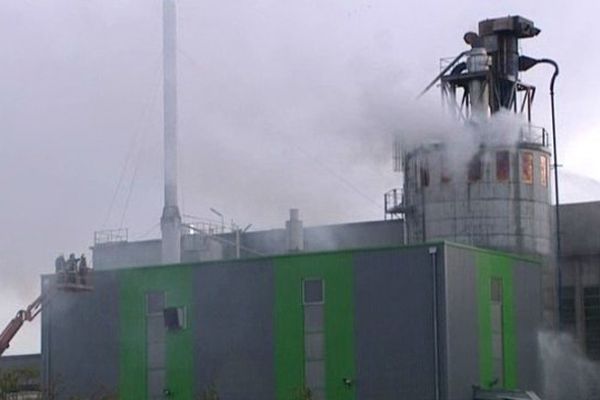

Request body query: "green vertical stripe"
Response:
[274, 253, 356, 400]
[119, 265, 194, 399]
[476, 252, 517, 389]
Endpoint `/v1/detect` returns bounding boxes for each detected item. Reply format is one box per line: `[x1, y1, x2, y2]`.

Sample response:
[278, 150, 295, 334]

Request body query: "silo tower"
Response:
[389, 16, 553, 257]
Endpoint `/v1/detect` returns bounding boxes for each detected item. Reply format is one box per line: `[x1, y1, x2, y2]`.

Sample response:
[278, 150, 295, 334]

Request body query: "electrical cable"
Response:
[102, 56, 162, 228]
[177, 48, 383, 215]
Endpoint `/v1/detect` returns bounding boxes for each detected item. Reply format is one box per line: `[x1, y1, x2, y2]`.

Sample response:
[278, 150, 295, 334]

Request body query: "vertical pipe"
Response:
[163, 0, 178, 211]
[550, 72, 562, 328]
[429, 246, 440, 400]
[286, 209, 304, 252]
[160, 0, 181, 264]
[537, 58, 561, 327]
[235, 229, 240, 259]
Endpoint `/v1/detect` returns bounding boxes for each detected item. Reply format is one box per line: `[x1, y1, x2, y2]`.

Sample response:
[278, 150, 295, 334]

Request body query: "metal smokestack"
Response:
[160, 0, 181, 264]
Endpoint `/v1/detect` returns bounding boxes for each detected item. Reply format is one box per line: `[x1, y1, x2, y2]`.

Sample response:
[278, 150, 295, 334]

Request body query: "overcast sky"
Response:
[1, 0, 599, 355]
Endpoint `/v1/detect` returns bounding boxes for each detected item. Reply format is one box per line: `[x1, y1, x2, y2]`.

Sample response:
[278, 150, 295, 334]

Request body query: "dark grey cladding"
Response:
[513, 259, 543, 393]
[353, 246, 438, 399]
[192, 260, 276, 400]
[444, 245, 481, 400]
[41, 271, 120, 399]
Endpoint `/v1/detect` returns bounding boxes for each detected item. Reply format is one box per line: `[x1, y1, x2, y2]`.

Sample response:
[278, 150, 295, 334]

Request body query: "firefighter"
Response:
[67, 253, 78, 283]
[55, 254, 66, 283]
[79, 254, 89, 285]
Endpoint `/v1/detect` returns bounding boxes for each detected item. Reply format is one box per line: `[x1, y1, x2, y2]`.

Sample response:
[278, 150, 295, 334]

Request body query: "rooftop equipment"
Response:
[396, 16, 554, 258]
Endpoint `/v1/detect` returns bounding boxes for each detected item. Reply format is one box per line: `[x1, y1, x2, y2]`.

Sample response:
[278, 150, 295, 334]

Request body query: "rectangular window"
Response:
[146, 291, 166, 400]
[560, 286, 576, 332]
[441, 154, 451, 183]
[146, 291, 165, 315]
[468, 154, 482, 182]
[496, 151, 510, 181]
[540, 155, 548, 186]
[420, 166, 430, 187]
[521, 152, 534, 184]
[491, 278, 503, 302]
[303, 279, 324, 304]
[303, 279, 325, 399]
[584, 286, 600, 360]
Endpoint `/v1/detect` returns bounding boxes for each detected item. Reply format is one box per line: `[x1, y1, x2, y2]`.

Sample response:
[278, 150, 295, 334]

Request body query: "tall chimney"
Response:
[160, 0, 181, 264]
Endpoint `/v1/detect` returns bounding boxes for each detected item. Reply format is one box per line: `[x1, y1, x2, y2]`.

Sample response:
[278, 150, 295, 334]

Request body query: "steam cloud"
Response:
[539, 331, 600, 400]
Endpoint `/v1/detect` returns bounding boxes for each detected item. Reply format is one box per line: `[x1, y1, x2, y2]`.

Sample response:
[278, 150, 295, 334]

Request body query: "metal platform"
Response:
[55, 274, 93, 292]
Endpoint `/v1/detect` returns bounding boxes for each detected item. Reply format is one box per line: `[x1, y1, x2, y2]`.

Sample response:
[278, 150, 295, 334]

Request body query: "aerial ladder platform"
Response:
[0, 263, 92, 357]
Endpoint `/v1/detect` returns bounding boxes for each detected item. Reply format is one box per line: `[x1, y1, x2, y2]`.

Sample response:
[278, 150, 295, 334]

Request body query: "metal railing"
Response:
[182, 220, 226, 236]
[519, 124, 549, 147]
[94, 228, 128, 245]
[384, 188, 406, 219]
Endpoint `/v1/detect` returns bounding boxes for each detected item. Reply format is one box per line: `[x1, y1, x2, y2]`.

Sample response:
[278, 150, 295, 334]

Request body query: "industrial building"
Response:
[42, 242, 542, 400]
[3, 8, 597, 400]
[558, 201, 600, 360]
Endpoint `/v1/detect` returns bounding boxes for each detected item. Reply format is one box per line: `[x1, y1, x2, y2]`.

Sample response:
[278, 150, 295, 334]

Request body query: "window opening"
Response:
[303, 279, 324, 304]
[521, 152, 534, 184]
[420, 166, 430, 187]
[468, 154, 482, 182]
[496, 151, 510, 181]
[540, 155, 548, 186]
[303, 279, 325, 400]
[146, 291, 166, 400]
[441, 153, 451, 183]
[559, 286, 576, 333]
[584, 286, 600, 360]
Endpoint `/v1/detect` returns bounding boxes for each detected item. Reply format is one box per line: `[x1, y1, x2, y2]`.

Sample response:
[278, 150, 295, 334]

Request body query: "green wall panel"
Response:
[274, 253, 356, 400]
[476, 252, 517, 390]
[119, 265, 194, 399]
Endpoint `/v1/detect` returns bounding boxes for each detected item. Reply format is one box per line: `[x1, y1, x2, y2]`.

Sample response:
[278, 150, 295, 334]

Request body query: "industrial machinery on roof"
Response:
[387, 15, 554, 258]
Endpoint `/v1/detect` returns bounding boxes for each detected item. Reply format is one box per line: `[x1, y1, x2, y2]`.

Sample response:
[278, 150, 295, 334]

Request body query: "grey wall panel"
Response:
[444, 245, 480, 400]
[41, 272, 120, 399]
[193, 260, 275, 400]
[353, 246, 437, 400]
[513, 259, 542, 392]
[559, 201, 600, 256]
[304, 220, 404, 252]
[93, 239, 161, 270]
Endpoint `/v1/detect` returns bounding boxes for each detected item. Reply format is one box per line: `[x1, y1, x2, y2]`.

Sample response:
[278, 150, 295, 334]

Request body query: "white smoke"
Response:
[539, 330, 600, 400]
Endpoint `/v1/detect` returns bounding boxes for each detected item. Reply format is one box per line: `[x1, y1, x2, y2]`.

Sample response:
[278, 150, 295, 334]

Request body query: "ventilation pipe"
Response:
[466, 47, 490, 118]
[286, 209, 304, 252]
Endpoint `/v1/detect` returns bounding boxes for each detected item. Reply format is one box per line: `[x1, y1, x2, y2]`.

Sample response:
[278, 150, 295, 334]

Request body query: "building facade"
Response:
[558, 201, 600, 360]
[42, 242, 541, 400]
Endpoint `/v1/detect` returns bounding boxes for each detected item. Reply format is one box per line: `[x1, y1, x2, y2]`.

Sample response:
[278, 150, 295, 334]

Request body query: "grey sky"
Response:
[1, 0, 599, 354]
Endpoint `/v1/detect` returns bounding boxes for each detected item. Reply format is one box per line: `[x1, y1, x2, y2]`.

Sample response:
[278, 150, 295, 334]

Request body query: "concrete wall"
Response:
[559, 201, 600, 257]
[92, 220, 405, 270]
[404, 144, 552, 257]
[92, 239, 161, 270]
[556, 202, 600, 358]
